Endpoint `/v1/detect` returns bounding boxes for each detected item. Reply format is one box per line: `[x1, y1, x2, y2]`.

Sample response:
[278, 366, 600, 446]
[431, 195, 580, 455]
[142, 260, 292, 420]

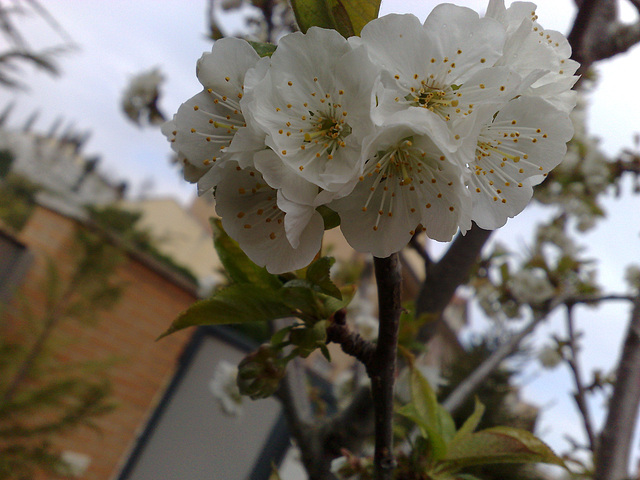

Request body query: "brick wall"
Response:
[5, 205, 197, 480]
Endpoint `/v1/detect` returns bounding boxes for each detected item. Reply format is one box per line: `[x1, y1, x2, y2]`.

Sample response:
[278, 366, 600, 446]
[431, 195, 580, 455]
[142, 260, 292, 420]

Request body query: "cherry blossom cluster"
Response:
[163, 0, 577, 273]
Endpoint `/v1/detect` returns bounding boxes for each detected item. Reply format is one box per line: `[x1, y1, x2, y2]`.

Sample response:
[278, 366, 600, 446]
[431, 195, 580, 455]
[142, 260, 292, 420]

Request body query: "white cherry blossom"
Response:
[208, 361, 243, 417]
[243, 27, 378, 194]
[330, 117, 472, 258]
[467, 95, 574, 229]
[164, 37, 262, 193]
[122, 67, 165, 125]
[214, 163, 324, 274]
[538, 345, 563, 369]
[164, 2, 578, 274]
[625, 265, 640, 291]
[486, 0, 579, 113]
[356, 10, 519, 149]
[509, 267, 555, 305]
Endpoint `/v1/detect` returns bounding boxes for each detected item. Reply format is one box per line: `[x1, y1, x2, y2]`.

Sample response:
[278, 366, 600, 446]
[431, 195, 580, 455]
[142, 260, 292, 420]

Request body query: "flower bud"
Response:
[237, 344, 286, 399]
[538, 345, 563, 370]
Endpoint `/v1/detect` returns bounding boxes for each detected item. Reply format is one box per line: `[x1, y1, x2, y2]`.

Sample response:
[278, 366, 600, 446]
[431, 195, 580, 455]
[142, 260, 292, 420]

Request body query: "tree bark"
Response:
[594, 294, 640, 480]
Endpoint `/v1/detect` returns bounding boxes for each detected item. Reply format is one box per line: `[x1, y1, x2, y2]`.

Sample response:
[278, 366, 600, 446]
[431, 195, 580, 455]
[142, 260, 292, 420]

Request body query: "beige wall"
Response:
[120, 197, 224, 286]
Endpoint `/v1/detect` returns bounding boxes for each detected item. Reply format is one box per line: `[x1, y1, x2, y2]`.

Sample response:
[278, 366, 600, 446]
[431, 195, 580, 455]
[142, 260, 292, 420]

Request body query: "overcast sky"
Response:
[6, 0, 640, 470]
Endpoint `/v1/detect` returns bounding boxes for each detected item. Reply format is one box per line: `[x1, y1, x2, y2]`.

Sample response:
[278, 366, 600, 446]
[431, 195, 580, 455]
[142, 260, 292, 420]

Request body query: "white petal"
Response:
[423, 4, 506, 83]
[197, 37, 260, 92]
[228, 57, 271, 165]
[215, 165, 323, 273]
[253, 149, 319, 205]
[243, 28, 376, 192]
[490, 9, 578, 113]
[469, 95, 573, 228]
[485, 0, 507, 23]
[226, 124, 266, 169]
[331, 123, 471, 257]
[197, 164, 226, 194]
[170, 90, 245, 188]
[277, 192, 321, 249]
[359, 14, 431, 82]
[470, 176, 534, 229]
[270, 27, 352, 90]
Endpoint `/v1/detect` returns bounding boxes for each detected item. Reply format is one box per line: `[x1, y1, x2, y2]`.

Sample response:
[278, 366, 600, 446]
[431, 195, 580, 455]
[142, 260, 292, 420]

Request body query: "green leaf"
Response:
[438, 406, 457, 446]
[306, 256, 342, 299]
[410, 366, 450, 460]
[289, 0, 334, 33]
[450, 397, 485, 448]
[316, 205, 340, 230]
[247, 41, 277, 57]
[289, 0, 380, 37]
[159, 284, 295, 338]
[326, 0, 381, 36]
[281, 282, 354, 321]
[281, 283, 324, 317]
[499, 262, 510, 285]
[211, 218, 281, 289]
[325, 0, 355, 37]
[441, 426, 566, 471]
[289, 320, 328, 357]
[396, 403, 430, 437]
[270, 324, 294, 347]
[319, 343, 332, 361]
[321, 284, 355, 317]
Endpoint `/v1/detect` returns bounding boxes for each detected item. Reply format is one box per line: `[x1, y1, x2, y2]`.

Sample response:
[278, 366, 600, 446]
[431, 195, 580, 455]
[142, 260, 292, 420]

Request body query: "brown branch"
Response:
[589, 21, 640, 64]
[594, 293, 640, 480]
[415, 224, 493, 343]
[564, 304, 597, 452]
[566, 294, 635, 305]
[441, 291, 636, 417]
[369, 254, 403, 480]
[567, 0, 603, 67]
[326, 309, 376, 366]
[567, 0, 640, 78]
[614, 155, 640, 175]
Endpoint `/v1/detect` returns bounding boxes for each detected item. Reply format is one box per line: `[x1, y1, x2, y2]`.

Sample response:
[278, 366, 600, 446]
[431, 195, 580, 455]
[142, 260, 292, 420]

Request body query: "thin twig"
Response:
[272, 318, 326, 479]
[443, 296, 566, 414]
[369, 254, 402, 480]
[326, 309, 376, 366]
[564, 303, 597, 452]
[566, 294, 635, 304]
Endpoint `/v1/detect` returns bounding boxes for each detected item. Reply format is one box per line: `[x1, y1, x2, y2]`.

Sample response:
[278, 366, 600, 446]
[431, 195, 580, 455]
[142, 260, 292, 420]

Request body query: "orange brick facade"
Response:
[3, 205, 197, 480]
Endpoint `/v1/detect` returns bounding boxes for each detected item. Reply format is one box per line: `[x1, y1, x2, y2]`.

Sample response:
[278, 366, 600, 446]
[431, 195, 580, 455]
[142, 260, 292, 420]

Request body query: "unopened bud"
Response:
[237, 344, 286, 399]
